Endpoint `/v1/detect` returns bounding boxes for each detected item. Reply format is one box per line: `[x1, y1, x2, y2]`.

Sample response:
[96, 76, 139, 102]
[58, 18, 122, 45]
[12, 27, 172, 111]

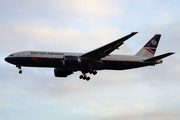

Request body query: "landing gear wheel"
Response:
[79, 75, 84, 79]
[93, 71, 97, 75]
[79, 74, 90, 81]
[16, 65, 22, 74]
[89, 70, 97, 75]
[19, 70, 22, 74]
[86, 77, 90, 81]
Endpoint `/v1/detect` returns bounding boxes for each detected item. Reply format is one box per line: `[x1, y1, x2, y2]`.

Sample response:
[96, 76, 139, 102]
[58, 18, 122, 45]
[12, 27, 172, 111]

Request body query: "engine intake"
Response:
[63, 56, 81, 66]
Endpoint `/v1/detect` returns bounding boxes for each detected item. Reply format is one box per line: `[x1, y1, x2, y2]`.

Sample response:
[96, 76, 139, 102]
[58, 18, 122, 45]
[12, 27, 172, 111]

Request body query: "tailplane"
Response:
[144, 52, 175, 62]
[135, 34, 161, 58]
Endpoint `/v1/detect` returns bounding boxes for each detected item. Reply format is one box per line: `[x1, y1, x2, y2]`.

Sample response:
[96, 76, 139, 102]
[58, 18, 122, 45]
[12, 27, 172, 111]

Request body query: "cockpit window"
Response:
[10, 54, 13, 56]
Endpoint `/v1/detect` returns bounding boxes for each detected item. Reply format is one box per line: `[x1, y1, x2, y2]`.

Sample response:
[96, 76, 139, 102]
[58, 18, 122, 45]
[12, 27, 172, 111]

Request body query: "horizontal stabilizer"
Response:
[144, 52, 175, 62]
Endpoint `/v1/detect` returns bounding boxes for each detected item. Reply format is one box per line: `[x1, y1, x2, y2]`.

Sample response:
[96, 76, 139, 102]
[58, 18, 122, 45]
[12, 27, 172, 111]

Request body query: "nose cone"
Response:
[5, 57, 10, 63]
[5, 56, 16, 65]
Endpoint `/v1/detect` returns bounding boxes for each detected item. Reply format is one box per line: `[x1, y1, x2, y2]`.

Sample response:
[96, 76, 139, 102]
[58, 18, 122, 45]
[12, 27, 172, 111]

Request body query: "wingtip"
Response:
[169, 52, 175, 55]
[131, 32, 138, 34]
[164, 52, 175, 57]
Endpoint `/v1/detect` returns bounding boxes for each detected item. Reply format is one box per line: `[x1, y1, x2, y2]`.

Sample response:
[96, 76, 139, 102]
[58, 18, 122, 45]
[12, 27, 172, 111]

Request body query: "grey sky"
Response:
[0, 0, 180, 120]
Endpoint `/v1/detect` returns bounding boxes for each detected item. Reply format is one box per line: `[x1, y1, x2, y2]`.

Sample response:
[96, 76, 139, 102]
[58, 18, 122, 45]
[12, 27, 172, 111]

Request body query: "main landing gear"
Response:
[89, 70, 97, 75]
[16, 65, 22, 74]
[79, 70, 97, 81]
[79, 74, 90, 81]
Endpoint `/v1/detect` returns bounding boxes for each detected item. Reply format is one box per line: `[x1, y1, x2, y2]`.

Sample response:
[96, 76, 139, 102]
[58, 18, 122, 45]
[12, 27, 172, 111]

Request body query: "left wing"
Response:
[80, 32, 138, 60]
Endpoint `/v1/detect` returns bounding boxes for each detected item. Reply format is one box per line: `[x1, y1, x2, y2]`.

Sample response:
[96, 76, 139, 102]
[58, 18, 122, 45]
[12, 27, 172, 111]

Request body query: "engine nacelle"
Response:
[54, 68, 72, 77]
[63, 55, 81, 66]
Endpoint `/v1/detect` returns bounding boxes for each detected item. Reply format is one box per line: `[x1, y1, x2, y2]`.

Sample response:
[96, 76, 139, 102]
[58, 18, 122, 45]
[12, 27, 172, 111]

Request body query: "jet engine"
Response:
[54, 68, 72, 77]
[63, 56, 81, 66]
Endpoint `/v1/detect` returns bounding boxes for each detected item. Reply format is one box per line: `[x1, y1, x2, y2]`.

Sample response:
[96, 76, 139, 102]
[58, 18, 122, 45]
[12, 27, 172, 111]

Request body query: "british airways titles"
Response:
[31, 51, 64, 56]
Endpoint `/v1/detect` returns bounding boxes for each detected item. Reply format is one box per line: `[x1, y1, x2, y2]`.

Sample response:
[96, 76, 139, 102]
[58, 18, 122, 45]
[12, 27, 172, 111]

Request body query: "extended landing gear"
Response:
[79, 75, 90, 81]
[16, 65, 22, 74]
[19, 70, 22, 74]
[79, 70, 97, 81]
[89, 70, 97, 75]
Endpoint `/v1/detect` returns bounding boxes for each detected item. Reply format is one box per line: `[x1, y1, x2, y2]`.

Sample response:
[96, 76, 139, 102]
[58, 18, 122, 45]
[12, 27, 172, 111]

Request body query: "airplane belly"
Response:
[101, 60, 148, 70]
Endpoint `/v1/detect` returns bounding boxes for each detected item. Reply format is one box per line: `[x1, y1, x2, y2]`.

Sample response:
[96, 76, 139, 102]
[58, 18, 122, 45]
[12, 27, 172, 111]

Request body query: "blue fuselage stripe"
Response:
[5, 57, 150, 70]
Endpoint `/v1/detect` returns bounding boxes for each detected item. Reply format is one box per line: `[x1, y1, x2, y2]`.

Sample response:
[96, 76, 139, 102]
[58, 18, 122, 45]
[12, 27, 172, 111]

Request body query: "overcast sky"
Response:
[0, 0, 180, 120]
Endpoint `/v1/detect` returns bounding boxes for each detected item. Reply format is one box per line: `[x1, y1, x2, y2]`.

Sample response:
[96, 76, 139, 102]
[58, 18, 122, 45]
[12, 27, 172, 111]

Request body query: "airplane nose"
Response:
[5, 57, 9, 62]
[5, 56, 19, 65]
[5, 57, 11, 63]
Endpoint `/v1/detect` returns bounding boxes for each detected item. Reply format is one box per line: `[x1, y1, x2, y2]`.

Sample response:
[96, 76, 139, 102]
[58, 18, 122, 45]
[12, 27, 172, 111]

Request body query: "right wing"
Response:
[80, 32, 138, 60]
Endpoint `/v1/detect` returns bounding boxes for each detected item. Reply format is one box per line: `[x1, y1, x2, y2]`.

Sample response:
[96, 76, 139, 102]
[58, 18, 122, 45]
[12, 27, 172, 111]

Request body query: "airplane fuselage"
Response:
[4, 32, 174, 80]
[5, 51, 159, 71]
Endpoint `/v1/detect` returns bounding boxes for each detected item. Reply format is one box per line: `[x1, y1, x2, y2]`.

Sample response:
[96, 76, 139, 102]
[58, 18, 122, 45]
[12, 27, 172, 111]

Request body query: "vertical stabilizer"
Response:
[135, 34, 161, 58]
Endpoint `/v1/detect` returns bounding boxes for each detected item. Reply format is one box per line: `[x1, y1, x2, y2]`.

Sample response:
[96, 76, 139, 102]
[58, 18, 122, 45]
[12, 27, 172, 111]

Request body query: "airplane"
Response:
[5, 32, 174, 81]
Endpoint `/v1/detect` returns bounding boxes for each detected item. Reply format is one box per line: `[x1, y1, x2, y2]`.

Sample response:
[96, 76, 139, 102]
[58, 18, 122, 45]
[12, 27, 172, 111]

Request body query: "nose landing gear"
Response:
[16, 65, 22, 74]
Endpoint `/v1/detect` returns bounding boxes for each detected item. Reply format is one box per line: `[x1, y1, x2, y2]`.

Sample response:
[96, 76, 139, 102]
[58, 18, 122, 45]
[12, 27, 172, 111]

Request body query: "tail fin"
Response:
[135, 34, 161, 58]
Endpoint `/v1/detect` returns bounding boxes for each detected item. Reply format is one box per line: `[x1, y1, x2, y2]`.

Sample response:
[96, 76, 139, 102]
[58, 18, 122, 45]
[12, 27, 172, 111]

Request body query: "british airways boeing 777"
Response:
[5, 32, 174, 81]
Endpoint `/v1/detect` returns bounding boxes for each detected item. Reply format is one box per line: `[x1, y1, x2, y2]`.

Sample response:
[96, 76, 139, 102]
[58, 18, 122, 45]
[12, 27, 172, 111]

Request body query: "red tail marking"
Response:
[145, 48, 155, 55]
[32, 58, 40, 63]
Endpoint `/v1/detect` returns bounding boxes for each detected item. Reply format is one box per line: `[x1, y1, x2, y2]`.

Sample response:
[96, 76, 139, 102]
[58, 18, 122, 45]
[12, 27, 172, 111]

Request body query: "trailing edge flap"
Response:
[144, 52, 175, 62]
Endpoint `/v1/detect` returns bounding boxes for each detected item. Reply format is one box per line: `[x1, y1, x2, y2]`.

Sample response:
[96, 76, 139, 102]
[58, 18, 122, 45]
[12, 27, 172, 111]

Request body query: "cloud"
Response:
[0, 24, 125, 53]
[97, 111, 180, 120]
[1, 0, 180, 120]
[49, 0, 121, 16]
